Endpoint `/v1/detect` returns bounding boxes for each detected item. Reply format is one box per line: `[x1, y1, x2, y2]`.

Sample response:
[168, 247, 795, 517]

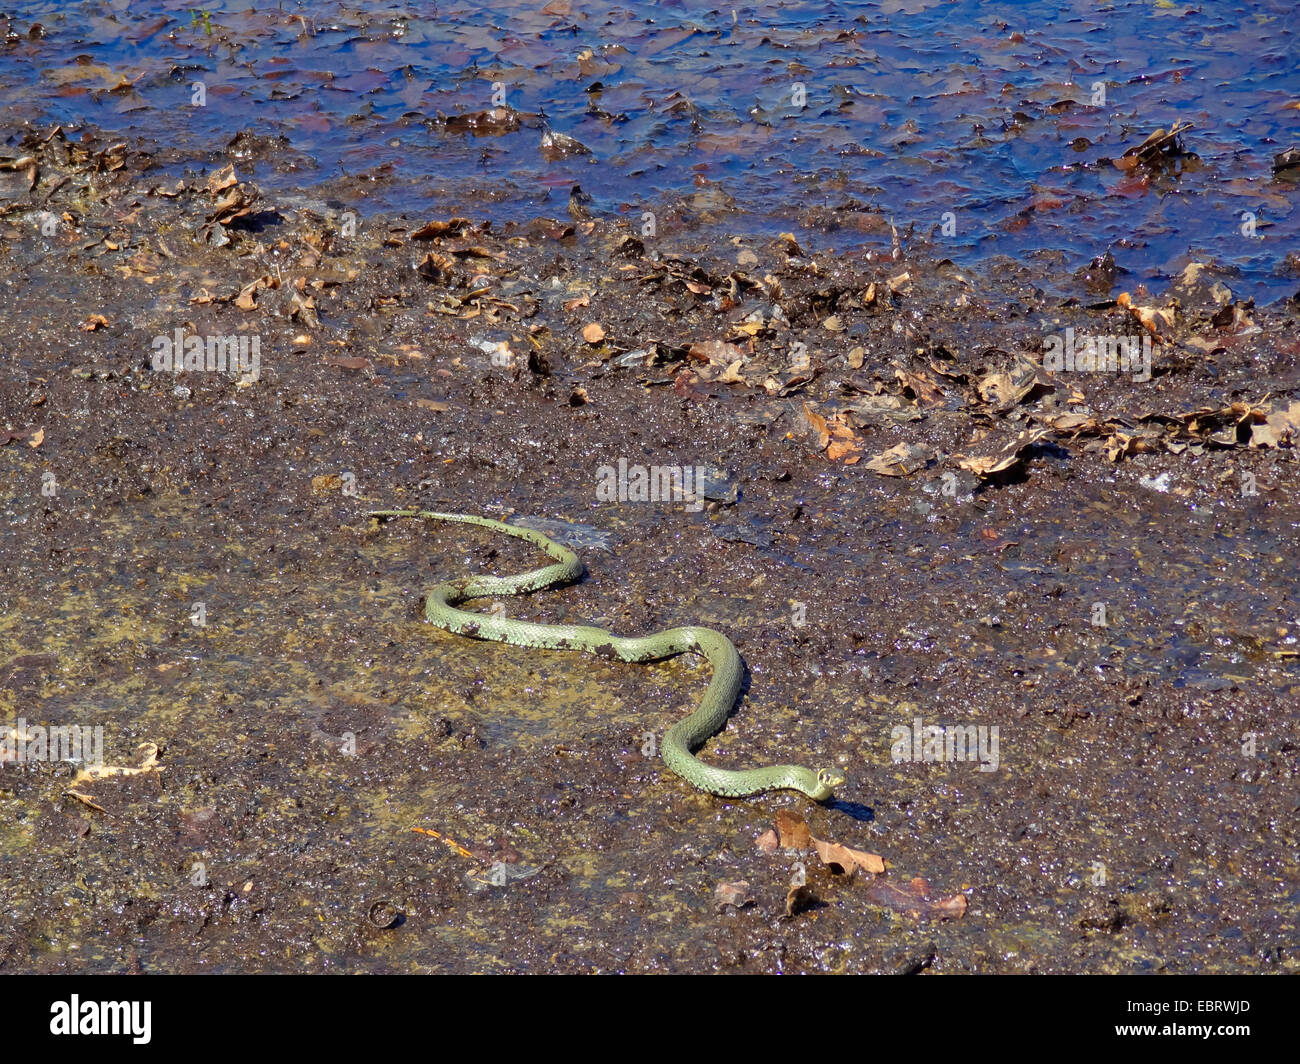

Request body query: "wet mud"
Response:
[0, 123, 1297, 973]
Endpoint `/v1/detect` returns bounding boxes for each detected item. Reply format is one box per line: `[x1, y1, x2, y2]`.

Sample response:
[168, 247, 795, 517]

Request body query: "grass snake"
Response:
[370, 510, 843, 802]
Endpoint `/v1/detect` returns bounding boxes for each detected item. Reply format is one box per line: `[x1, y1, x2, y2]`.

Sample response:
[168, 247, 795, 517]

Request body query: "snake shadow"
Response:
[732, 663, 874, 824]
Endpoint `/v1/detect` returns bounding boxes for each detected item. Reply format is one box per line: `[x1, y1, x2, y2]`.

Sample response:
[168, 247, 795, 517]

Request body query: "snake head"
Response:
[810, 767, 846, 802]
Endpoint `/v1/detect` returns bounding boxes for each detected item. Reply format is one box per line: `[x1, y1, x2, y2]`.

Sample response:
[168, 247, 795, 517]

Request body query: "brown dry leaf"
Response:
[847, 346, 865, 369]
[65, 790, 106, 812]
[785, 884, 818, 918]
[1, 426, 43, 447]
[1249, 400, 1300, 448]
[803, 402, 831, 450]
[755, 829, 780, 855]
[70, 741, 163, 786]
[845, 395, 911, 425]
[895, 367, 945, 405]
[207, 163, 238, 193]
[563, 294, 590, 311]
[716, 359, 748, 385]
[802, 405, 865, 463]
[865, 441, 927, 477]
[1105, 431, 1159, 462]
[932, 893, 969, 918]
[410, 217, 470, 240]
[27, 427, 44, 448]
[688, 339, 744, 365]
[414, 399, 449, 412]
[81, 314, 109, 331]
[1120, 121, 1194, 164]
[1043, 411, 1103, 435]
[977, 364, 1050, 411]
[311, 474, 343, 494]
[1210, 300, 1257, 334]
[1116, 291, 1175, 337]
[865, 876, 967, 919]
[956, 429, 1046, 478]
[774, 810, 812, 851]
[714, 880, 754, 910]
[417, 251, 457, 284]
[813, 836, 886, 875]
[290, 291, 318, 326]
[325, 356, 370, 371]
[827, 436, 863, 464]
[234, 276, 269, 311]
[888, 271, 911, 293]
[581, 322, 605, 344]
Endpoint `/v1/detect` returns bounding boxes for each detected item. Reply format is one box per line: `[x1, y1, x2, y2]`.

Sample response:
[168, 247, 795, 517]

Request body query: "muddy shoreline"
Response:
[0, 125, 1297, 973]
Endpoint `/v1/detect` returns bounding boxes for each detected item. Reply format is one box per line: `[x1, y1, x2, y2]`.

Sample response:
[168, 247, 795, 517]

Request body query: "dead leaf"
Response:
[813, 836, 886, 875]
[1120, 121, 1194, 165]
[1250, 400, 1300, 448]
[714, 880, 754, 910]
[1, 426, 44, 448]
[688, 339, 744, 365]
[785, 883, 818, 917]
[1116, 291, 1175, 337]
[715, 359, 748, 385]
[65, 790, 106, 812]
[539, 127, 591, 158]
[70, 741, 163, 786]
[803, 403, 864, 463]
[895, 367, 945, 405]
[417, 251, 458, 285]
[234, 276, 270, 311]
[206, 163, 238, 193]
[290, 291, 318, 326]
[755, 829, 779, 855]
[563, 294, 590, 311]
[774, 811, 811, 851]
[410, 217, 471, 240]
[581, 322, 605, 344]
[81, 314, 109, 331]
[977, 364, 1051, 411]
[866, 876, 968, 919]
[803, 402, 831, 450]
[865, 441, 927, 477]
[956, 430, 1046, 478]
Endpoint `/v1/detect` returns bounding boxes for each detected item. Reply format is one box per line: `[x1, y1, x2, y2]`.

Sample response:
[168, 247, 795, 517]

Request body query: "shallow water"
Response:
[2, 0, 1297, 300]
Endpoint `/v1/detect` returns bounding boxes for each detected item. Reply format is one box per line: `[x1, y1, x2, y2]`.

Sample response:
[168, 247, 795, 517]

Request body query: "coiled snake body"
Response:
[370, 510, 843, 802]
